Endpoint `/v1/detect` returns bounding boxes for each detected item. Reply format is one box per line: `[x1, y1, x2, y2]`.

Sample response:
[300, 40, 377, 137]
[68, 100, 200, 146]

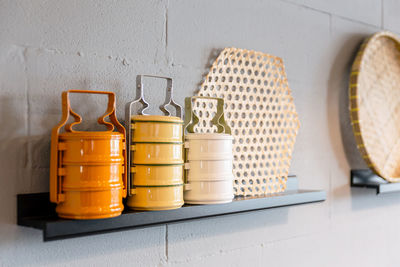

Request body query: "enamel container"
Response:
[131, 115, 183, 143]
[183, 96, 234, 205]
[126, 75, 184, 211]
[127, 185, 184, 211]
[184, 180, 234, 204]
[50, 90, 127, 219]
[131, 143, 183, 165]
[184, 133, 234, 204]
[131, 165, 183, 186]
[185, 160, 233, 181]
[185, 133, 233, 161]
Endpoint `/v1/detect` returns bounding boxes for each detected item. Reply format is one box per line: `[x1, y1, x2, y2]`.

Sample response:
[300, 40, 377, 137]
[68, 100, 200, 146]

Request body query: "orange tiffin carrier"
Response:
[49, 90, 127, 219]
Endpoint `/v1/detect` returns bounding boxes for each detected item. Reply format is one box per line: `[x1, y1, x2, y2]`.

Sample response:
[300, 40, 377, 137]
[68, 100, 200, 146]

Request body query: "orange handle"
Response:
[50, 90, 127, 203]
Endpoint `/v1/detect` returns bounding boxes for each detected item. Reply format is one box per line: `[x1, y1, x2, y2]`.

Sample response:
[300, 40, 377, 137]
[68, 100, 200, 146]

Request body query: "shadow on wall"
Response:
[0, 208, 289, 266]
[0, 77, 123, 228]
[327, 34, 367, 174]
[0, 47, 293, 264]
[328, 32, 400, 210]
[0, 96, 30, 227]
[0, 92, 169, 266]
[27, 85, 124, 193]
[0, 225, 166, 266]
[167, 206, 290, 250]
[192, 48, 223, 95]
[327, 34, 368, 206]
[0, 93, 57, 251]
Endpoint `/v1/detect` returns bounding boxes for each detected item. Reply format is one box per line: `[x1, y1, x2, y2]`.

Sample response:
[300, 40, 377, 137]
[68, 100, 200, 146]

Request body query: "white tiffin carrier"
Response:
[183, 96, 234, 204]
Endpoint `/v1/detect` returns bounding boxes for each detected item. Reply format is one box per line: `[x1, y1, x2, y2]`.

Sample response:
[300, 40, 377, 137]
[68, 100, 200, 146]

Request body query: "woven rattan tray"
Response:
[194, 47, 299, 196]
[350, 31, 400, 182]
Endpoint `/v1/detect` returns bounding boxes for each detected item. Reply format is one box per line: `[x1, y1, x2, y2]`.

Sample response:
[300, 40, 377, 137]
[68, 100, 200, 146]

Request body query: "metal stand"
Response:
[351, 169, 400, 194]
[17, 176, 325, 241]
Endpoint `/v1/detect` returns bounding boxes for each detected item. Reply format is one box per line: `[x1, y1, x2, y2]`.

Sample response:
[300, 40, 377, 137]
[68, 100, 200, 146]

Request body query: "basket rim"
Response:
[349, 31, 400, 182]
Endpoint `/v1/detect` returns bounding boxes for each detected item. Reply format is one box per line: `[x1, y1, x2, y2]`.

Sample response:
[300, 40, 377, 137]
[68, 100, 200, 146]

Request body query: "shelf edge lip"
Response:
[350, 169, 400, 194]
[41, 189, 325, 241]
[45, 199, 326, 241]
[16, 185, 326, 242]
[377, 183, 400, 194]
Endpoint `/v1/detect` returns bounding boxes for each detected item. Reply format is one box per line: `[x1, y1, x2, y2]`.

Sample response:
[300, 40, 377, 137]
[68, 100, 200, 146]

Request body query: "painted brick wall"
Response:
[1, 0, 400, 266]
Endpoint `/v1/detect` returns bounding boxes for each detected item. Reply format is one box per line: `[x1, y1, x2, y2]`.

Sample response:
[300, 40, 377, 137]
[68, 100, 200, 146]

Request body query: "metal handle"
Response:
[184, 163, 190, 170]
[183, 97, 231, 187]
[138, 75, 182, 118]
[50, 90, 127, 204]
[183, 96, 231, 134]
[127, 75, 182, 117]
[125, 75, 183, 196]
[184, 183, 192, 191]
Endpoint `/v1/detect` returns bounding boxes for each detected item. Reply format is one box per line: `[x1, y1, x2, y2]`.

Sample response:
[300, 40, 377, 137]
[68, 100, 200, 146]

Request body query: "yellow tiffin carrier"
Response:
[126, 75, 184, 211]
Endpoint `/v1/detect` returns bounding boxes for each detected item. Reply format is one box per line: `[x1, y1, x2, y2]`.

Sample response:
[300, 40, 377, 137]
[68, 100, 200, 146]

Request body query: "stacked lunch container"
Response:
[49, 90, 127, 219]
[183, 96, 234, 204]
[126, 75, 184, 210]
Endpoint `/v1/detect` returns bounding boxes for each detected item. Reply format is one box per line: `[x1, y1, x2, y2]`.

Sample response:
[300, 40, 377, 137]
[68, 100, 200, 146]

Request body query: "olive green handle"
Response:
[183, 96, 231, 134]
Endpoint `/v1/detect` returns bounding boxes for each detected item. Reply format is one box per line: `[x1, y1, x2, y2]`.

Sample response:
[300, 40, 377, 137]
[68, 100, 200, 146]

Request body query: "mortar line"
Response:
[165, 0, 168, 49]
[22, 49, 30, 136]
[328, 14, 378, 29]
[280, 0, 331, 16]
[165, 0, 169, 65]
[167, 231, 323, 265]
[22, 47, 32, 190]
[280, 0, 380, 28]
[165, 224, 169, 262]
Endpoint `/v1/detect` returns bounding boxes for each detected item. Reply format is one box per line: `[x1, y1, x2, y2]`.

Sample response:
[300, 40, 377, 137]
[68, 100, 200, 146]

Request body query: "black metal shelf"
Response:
[351, 169, 400, 194]
[17, 176, 326, 241]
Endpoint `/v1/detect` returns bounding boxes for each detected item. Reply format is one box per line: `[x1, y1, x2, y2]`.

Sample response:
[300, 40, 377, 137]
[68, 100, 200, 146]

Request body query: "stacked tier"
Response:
[127, 115, 184, 210]
[184, 133, 234, 204]
[50, 90, 127, 220]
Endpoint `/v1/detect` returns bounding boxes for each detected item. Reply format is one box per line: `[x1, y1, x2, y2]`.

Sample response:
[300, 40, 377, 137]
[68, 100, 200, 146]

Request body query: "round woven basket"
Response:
[350, 31, 400, 182]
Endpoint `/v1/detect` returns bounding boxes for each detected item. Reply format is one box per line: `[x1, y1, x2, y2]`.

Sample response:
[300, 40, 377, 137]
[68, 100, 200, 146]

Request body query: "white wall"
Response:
[1, 0, 400, 266]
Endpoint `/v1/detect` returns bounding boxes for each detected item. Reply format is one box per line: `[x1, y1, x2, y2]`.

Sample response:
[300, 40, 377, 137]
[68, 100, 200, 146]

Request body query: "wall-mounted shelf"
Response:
[17, 176, 325, 241]
[351, 169, 400, 194]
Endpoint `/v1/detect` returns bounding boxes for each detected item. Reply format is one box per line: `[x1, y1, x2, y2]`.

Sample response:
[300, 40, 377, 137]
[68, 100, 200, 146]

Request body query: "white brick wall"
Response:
[1, 0, 400, 266]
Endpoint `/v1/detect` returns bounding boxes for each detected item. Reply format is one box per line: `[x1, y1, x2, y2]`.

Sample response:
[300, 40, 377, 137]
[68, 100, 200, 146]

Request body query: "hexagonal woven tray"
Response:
[194, 47, 299, 196]
[350, 31, 400, 182]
